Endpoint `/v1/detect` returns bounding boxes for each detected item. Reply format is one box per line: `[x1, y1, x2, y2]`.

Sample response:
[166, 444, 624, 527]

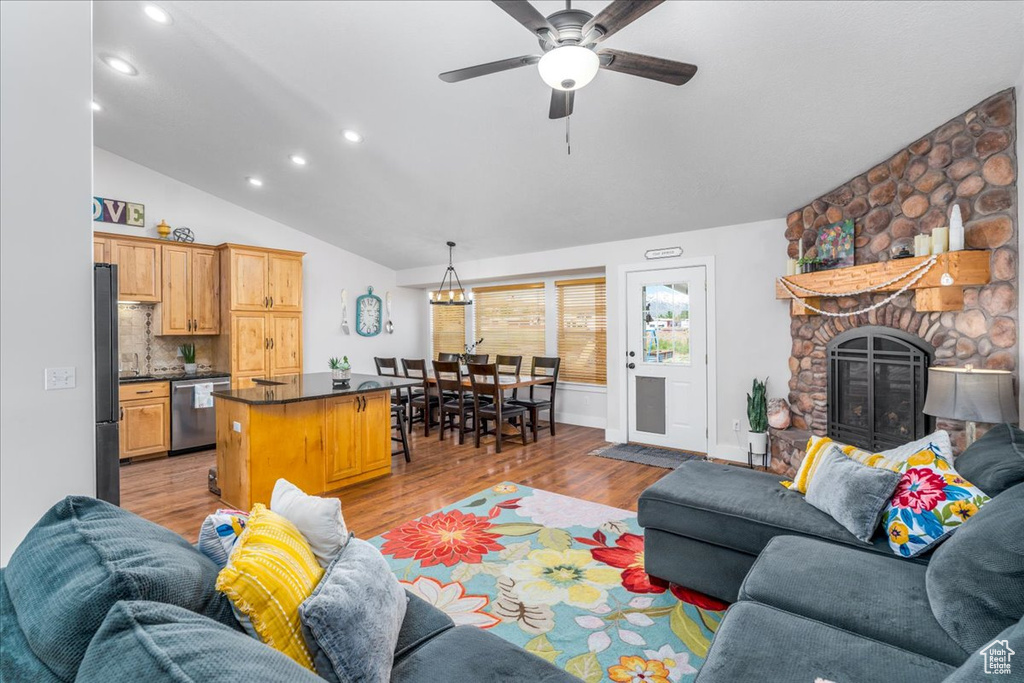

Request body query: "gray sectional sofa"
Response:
[0, 496, 576, 683]
[640, 423, 1024, 682]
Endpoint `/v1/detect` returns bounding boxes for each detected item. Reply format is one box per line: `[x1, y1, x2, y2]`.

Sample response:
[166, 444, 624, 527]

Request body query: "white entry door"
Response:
[626, 266, 708, 452]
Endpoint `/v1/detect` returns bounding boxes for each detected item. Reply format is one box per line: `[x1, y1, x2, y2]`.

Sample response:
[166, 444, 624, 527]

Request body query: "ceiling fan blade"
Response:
[598, 49, 697, 85]
[549, 89, 574, 119]
[583, 0, 664, 43]
[439, 55, 540, 83]
[492, 1, 558, 37]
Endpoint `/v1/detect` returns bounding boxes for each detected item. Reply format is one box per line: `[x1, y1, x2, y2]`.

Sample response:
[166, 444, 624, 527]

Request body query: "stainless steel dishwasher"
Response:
[170, 376, 231, 453]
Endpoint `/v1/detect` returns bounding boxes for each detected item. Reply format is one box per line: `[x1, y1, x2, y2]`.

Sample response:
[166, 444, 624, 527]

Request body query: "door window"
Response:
[640, 283, 690, 364]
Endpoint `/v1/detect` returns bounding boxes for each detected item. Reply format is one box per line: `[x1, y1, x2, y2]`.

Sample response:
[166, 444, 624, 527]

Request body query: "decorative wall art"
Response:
[93, 196, 145, 227]
[815, 219, 855, 270]
[355, 286, 382, 337]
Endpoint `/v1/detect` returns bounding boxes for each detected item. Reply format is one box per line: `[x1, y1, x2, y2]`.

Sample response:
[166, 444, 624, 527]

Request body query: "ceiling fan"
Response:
[439, 0, 698, 119]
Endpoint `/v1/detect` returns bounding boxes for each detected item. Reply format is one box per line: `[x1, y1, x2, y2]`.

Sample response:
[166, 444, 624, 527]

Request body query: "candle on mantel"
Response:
[914, 234, 931, 257]
[931, 227, 949, 255]
[786, 258, 798, 276]
[949, 205, 965, 251]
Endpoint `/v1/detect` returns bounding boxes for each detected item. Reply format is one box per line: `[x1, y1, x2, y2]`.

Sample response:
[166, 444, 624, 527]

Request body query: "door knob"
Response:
[627, 362, 636, 370]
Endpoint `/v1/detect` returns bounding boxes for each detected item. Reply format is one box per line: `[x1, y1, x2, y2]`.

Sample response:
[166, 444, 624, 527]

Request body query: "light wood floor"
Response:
[121, 423, 672, 543]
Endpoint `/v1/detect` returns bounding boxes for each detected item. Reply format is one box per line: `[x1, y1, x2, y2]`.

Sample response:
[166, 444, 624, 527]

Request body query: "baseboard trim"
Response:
[555, 412, 607, 429]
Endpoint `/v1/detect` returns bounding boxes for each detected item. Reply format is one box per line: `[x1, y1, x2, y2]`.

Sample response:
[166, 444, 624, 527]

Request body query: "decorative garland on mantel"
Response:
[777, 255, 939, 318]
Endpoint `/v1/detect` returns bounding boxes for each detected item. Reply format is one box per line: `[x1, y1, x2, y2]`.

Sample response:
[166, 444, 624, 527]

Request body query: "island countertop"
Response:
[213, 372, 419, 405]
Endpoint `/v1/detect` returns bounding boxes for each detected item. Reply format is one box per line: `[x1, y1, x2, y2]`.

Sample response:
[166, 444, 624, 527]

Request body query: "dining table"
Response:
[424, 372, 554, 437]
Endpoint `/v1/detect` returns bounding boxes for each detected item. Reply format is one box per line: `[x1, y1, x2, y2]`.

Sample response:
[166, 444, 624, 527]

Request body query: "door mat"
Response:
[589, 443, 707, 469]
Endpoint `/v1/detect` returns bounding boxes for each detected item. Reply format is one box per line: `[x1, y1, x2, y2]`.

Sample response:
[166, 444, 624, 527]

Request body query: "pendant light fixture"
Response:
[428, 241, 472, 306]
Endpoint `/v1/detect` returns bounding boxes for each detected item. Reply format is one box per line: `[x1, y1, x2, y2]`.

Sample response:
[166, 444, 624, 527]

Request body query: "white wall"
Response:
[93, 149, 425, 375]
[401, 219, 791, 462]
[1, 1, 95, 563]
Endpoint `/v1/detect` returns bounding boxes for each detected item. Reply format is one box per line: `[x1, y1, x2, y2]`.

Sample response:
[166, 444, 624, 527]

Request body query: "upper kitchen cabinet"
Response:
[93, 236, 110, 264]
[222, 245, 304, 312]
[111, 239, 161, 302]
[156, 244, 220, 335]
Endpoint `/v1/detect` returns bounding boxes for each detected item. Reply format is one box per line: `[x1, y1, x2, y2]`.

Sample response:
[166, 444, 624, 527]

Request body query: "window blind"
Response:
[431, 302, 466, 356]
[556, 277, 607, 384]
[473, 283, 546, 361]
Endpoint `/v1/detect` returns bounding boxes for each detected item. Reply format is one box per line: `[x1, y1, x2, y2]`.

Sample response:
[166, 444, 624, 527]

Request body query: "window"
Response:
[557, 278, 607, 384]
[473, 283, 545, 360]
[431, 302, 466, 356]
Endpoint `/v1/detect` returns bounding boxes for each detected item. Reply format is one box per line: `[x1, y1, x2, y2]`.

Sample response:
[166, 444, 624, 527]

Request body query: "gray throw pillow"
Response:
[954, 423, 1024, 497]
[805, 444, 902, 542]
[299, 536, 408, 683]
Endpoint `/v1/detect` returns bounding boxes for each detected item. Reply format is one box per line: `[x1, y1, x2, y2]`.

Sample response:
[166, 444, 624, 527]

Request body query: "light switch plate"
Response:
[44, 367, 76, 390]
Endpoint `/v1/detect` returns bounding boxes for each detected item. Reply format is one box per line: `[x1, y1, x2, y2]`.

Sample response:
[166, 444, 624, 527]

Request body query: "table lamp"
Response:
[922, 365, 1017, 447]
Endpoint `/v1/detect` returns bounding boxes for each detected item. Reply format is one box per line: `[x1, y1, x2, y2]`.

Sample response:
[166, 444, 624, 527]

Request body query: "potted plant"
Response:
[746, 377, 768, 456]
[180, 343, 197, 374]
[459, 338, 484, 366]
[329, 356, 351, 382]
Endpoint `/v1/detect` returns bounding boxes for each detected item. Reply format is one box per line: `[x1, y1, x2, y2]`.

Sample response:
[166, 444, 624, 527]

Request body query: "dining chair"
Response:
[391, 403, 411, 463]
[466, 354, 489, 364]
[401, 358, 438, 437]
[433, 360, 475, 445]
[375, 356, 412, 416]
[512, 357, 561, 441]
[495, 354, 523, 401]
[468, 363, 529, 453]
[437, 352, 460, 362]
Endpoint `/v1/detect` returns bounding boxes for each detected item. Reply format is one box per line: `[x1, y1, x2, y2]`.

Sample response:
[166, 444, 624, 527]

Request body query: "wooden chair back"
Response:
[437, 352, 459, 362]
[466, 354, 489, 364]
[467, 363, 501, 405]
[374, 357, 399, 376]
[528, 356, 561, 400]
[431, 360, 464, 398]
[401, 358, 430, 393]
[495, 355, 522, 377]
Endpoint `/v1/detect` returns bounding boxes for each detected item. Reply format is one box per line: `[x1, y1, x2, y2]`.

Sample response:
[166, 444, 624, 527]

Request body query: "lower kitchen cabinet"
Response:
[119, 381, 170, 459]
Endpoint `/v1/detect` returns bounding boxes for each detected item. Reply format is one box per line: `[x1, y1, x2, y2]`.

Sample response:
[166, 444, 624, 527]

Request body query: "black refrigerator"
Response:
[95, 263, 120, 505]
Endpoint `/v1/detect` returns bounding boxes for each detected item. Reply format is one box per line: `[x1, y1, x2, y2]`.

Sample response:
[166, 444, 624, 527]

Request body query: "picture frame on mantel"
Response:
[814, 219, 855, 270]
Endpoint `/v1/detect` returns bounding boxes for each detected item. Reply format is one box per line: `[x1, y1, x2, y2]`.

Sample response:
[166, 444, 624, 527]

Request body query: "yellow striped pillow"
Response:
[216, 504, 324, 670]
[781, 436, 904, 493]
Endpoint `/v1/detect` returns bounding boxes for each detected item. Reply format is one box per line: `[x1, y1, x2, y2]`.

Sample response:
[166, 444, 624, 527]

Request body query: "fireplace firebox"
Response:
[826, 327, 933, 451]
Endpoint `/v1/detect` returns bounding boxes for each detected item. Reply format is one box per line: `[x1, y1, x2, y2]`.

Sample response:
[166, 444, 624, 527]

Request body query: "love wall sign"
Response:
[93, 197, 145, 227]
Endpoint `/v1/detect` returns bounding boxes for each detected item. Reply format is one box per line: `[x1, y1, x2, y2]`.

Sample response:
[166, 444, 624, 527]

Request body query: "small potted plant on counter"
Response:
[329, 356, 351, 382]
[747, 377, 768, 457]
[180, 343, 197, 375]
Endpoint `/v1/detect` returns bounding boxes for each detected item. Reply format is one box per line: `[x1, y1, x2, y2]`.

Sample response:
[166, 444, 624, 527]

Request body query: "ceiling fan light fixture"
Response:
[538, 45, 599, 91]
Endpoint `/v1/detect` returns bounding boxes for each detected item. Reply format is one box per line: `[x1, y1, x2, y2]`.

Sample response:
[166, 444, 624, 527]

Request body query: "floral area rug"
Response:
[368, 483, 726, 682]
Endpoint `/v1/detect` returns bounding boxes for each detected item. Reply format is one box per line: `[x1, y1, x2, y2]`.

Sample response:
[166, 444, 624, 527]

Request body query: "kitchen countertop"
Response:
[212, 372, 418, 405]
[119, 371, 231, 384]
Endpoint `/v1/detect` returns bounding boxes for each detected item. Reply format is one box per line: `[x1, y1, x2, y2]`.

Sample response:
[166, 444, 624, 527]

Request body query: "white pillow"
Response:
[270, 478, 348, 567]
[878, 429, 953, 463]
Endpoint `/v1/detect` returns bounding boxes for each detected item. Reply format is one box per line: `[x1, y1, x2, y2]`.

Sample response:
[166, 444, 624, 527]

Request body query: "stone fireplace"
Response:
[827, 326, 932, 451]
[772, 89, 1018, 476]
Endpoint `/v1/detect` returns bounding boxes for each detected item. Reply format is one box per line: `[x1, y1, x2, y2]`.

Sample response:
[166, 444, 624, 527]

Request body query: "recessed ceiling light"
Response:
[289, 154, 307, 166]
[342, 129, 363, 144]
[143, 4, 172, 24]
[91, 101, 102, 112]
[247, 177, 263, 187]
[102, 55, 138, 76]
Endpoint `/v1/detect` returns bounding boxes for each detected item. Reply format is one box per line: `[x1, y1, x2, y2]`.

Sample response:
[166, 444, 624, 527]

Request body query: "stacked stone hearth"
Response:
[772, 89, 1018, 477]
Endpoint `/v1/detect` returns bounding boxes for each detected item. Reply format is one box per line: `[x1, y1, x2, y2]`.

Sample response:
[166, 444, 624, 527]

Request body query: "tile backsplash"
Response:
[118, 304, 214, 375]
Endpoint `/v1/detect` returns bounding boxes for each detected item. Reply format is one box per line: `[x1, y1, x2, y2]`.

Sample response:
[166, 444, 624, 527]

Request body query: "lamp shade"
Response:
[538, 46, 600, 91]
[922, 367, 1017, 423]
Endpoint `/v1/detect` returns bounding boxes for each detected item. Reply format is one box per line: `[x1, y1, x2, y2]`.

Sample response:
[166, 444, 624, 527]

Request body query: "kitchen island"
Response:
[213, 372, 418, 510]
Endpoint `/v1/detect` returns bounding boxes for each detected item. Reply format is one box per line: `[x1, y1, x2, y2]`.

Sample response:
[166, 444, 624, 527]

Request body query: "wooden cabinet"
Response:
[225, 247, 302, 311]
[268, 254, 303, 310]
[93, 237, 110, 263]
[118, 381, 170, 460]
[325, 392, 390, 487]
[225, 312, 302, 381]
[156, 245, 220, 335]
[111, 239, 162, 302]
[268, 313, 302, 375]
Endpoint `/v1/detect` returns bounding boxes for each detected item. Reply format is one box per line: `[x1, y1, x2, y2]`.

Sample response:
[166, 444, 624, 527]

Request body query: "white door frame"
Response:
[614, 256, 717, 453]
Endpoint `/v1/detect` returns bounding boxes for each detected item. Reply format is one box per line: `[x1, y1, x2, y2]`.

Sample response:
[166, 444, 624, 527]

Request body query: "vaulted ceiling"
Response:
[93, 1, 1024, 269]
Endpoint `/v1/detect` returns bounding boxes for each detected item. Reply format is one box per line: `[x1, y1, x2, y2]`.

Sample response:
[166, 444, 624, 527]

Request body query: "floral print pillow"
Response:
[883, 446, 990, 557]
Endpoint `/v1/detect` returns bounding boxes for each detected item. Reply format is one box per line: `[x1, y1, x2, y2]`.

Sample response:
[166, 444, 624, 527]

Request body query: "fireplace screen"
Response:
[827, 327, 932, 451]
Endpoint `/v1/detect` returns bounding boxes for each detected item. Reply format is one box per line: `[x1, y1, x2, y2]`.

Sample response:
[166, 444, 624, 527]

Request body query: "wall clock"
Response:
[355, 286, 382, 337]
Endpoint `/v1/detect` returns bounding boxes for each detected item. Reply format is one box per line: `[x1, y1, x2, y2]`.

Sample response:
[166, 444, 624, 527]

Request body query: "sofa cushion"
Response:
[0, 570, 61, 683]
[738, 536, 969, 665]
[694, 602, 954, 683]
[638, 462, 928, 563]
[954, 423, 1024, 497]
[3, 496, 237, 682]
[299, 537, 407, 683]
[927, 483, 1024, 654]
[75, 601, 323, 683]
[390, 625, 578, 683]
[944, 616, 1023, 681]
[394, 592, 456, 662]
[805, 444, 902, 542]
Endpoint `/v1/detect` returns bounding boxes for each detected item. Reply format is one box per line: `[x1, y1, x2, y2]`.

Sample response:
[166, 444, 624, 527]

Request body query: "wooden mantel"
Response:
[776, 250, 991, 316]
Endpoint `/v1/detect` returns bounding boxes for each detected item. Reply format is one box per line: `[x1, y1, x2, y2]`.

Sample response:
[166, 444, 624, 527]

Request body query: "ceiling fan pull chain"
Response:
[566, 101, 571, 156]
